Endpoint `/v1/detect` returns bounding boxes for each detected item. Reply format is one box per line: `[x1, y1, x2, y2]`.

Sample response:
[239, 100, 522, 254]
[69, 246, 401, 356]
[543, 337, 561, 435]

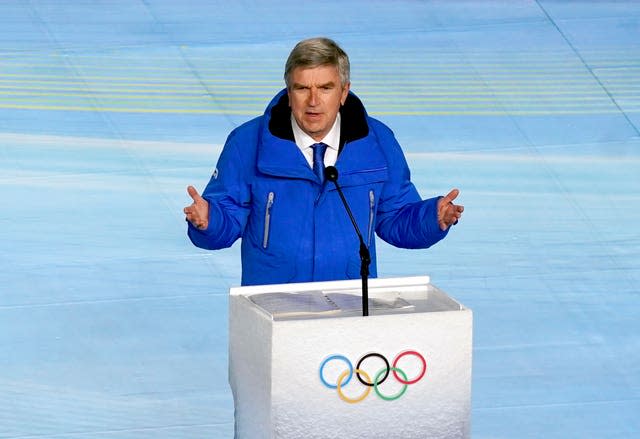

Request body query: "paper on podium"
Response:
[248, 290, 414, 318]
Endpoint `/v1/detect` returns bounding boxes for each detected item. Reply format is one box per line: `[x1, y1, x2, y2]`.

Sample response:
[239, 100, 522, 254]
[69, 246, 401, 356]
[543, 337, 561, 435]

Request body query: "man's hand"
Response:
[184, 186, 209, 230]
[437, 189, 464, 231]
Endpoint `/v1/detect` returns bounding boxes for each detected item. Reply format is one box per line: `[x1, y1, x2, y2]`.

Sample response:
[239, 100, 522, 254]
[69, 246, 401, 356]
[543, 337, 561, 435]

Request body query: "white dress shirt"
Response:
[291, 113, 340, 168]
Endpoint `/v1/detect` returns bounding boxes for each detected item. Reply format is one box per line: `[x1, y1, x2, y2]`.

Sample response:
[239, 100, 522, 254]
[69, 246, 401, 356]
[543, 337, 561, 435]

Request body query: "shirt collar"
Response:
[291, 113, 341, 152]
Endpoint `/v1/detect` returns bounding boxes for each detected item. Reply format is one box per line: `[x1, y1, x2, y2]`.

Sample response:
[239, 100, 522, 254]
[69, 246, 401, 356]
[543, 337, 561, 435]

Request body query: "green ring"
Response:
[373, 367, 409, 401]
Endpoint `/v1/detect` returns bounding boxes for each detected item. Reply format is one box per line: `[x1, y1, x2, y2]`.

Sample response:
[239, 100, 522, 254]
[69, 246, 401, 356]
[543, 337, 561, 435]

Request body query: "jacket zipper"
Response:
[263, 191, 275, 249]
[367, 190, 375, 247]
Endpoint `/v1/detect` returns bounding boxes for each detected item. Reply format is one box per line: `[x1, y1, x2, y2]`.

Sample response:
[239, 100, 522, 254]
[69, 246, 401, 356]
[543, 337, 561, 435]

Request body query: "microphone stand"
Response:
[325, 166, 370, 316]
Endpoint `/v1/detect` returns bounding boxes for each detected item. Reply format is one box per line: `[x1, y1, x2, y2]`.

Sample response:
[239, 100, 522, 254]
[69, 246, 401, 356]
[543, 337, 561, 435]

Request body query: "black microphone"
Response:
[324, 166, 371, 317]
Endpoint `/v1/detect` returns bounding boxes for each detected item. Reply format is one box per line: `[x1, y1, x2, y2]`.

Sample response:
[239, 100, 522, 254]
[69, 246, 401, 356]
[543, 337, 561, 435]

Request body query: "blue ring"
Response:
[319, 355, 353, 389]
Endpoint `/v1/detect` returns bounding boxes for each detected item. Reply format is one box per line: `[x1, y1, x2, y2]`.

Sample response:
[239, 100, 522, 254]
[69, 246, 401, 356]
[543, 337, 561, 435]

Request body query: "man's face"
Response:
[288, 65, 350, 141]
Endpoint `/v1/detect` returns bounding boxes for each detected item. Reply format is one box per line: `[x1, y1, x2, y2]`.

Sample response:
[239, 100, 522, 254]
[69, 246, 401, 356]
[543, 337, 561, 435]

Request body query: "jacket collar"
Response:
[258, 89, 371, 179]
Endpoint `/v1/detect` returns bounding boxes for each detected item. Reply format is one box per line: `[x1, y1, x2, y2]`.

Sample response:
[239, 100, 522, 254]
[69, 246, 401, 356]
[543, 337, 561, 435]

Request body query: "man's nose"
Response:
[308, 88, 319, 105]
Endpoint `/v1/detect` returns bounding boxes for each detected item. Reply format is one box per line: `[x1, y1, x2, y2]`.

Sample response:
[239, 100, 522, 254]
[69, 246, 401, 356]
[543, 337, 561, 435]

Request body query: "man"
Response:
[184, 37, 463, 286]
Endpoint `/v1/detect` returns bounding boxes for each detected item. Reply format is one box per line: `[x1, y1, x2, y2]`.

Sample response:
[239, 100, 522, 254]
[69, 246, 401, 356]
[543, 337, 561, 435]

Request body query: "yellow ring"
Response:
[336, 368, 372, 404]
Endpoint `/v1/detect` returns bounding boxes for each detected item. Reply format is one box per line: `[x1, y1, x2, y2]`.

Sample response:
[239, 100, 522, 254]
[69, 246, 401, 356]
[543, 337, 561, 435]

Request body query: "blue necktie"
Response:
[311, 143, 327, 184]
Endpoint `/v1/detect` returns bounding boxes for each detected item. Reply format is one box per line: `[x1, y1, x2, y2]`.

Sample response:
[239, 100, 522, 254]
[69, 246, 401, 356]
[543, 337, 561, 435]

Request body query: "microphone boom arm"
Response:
[325, 166, 371, 317]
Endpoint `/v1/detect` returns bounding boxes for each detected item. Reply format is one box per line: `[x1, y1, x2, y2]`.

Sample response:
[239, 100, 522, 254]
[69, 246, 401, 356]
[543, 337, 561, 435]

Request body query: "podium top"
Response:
[229, 275, 430, 296]
[230, 276, 466, 321]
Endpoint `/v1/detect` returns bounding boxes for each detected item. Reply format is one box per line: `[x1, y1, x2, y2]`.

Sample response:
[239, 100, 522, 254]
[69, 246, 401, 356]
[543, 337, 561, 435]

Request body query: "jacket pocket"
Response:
[262, 191, 275, 249]
[337, 166, 388, 189]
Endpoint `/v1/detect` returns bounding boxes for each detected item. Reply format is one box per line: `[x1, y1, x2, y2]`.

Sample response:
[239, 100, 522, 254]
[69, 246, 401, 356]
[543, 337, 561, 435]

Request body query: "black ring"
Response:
[356, 352, 390, 387]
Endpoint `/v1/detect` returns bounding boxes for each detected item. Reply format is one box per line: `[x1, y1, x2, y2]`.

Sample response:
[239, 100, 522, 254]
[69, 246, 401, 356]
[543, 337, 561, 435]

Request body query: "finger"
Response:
[442, 188, 460, 204]
[453, 207, 462, 225]
[184, 205, 198, 220]
[187, 185, 203, 203]
[440, 208, 462, 230]
[184, 205, 200, 218]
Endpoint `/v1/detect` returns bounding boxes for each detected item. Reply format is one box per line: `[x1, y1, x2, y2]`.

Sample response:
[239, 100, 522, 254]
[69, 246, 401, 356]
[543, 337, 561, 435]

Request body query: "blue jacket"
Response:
[188, 89, 449, 285]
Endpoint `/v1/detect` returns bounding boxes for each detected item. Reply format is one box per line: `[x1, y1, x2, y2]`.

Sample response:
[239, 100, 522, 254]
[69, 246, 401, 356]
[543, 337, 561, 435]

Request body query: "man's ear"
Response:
[341, 82, 351, 106]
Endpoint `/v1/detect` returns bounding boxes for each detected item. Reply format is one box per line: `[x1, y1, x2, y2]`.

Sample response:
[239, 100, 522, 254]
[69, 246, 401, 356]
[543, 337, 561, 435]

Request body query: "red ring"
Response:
[392, 350, 426, 384]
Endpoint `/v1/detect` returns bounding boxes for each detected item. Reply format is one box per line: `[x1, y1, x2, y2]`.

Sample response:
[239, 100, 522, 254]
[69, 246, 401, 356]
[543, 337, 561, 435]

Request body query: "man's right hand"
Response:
[184, 186, 209, 230]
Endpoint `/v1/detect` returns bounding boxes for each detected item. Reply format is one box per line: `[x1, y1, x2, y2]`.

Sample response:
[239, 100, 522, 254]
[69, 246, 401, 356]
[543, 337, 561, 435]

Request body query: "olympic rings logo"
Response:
[319, 350, 427, 403]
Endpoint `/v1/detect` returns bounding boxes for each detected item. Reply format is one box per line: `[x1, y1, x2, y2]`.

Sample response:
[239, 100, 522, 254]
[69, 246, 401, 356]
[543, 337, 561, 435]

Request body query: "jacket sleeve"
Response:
[187, 131, 251, 250]
[373, 123, 449, 249]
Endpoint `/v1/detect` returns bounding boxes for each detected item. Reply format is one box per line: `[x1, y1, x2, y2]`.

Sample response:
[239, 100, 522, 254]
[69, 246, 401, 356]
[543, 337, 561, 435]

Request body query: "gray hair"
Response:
[284, 37, 350, 88]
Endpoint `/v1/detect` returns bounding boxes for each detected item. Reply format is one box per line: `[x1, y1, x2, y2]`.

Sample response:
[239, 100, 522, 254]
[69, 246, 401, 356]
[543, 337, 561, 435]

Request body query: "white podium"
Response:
[229, 276, 472, 439]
